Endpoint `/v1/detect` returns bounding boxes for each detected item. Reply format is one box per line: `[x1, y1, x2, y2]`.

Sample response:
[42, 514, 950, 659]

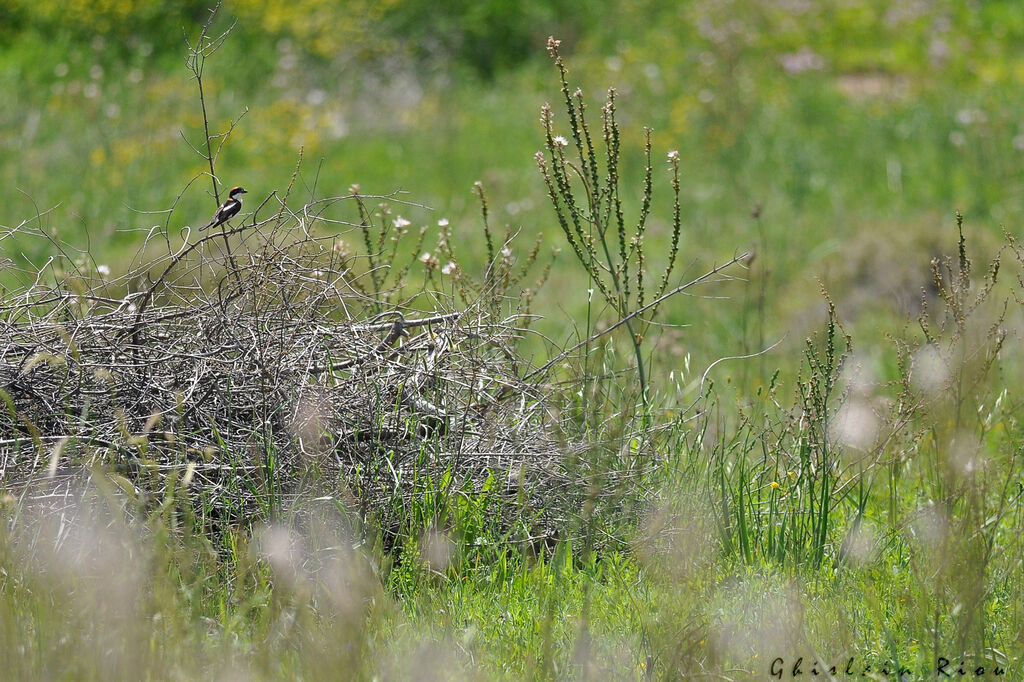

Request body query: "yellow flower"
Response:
[770, 481, 780, 489]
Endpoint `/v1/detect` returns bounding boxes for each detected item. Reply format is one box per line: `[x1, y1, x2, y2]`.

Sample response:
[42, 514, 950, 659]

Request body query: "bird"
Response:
[201, 186, 247, 230]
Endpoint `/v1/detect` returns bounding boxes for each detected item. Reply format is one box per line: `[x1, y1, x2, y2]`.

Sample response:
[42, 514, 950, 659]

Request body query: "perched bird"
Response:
[201, 186, 247, 230]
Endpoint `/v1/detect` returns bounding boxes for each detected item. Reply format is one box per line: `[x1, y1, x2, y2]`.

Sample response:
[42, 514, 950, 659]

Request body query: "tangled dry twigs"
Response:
[1, 194, 574, 540]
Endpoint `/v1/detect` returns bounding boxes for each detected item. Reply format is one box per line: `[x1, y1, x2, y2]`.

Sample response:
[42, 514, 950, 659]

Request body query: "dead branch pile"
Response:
[0, 196, 574, 539]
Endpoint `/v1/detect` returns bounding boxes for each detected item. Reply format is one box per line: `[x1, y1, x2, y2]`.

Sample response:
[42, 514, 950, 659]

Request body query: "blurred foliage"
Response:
[229, 0, 402, 62]
[7, 0, 1024, 87]
[3, 0, 1024, 104]
[2, 0, 211, 44]
[378, 0, 606, 77]
[2, 0, 607, 78]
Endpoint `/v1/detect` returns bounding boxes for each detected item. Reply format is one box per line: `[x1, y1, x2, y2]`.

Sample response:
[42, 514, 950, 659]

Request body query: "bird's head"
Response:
[229, 186, 248, 198]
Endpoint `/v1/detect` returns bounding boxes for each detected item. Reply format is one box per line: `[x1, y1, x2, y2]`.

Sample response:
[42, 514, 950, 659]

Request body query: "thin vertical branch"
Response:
[185, 1, 240, 281]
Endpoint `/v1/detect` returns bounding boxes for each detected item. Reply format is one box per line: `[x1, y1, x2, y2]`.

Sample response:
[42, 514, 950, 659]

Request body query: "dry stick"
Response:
[316, 311, 466, 373]
[526, 251, 752, 382]
[125, 224, 253, 340]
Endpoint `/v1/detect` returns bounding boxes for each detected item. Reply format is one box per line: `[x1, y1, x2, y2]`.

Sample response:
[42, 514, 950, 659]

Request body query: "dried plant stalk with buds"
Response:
[536, 36, 747, 408]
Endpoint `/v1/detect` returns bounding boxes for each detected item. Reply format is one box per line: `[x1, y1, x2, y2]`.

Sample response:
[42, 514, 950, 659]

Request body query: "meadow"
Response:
[3, 1, 1024, 679]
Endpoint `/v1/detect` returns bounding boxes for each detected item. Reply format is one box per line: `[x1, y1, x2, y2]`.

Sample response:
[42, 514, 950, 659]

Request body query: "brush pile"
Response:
[0, 194, 574, 539]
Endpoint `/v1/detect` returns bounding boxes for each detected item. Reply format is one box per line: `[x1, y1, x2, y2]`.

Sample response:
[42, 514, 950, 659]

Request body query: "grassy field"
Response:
[3, 1, 1024, 679]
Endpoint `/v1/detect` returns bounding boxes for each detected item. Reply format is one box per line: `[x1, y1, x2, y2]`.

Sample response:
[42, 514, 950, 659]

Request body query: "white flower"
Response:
[501, 246, 512, 258]
[437, 218, 449, 227]
[420, 251, 439, 269]
[96, 265, 110, 277]
[667, 150, 680, 162]
[553, 136, 569, 147]
[394, 216, 411, 228]
[441, 262, 457, 275]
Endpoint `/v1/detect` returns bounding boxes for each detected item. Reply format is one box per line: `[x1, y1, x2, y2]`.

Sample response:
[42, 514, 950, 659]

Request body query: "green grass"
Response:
[5, 2, 1024, 679]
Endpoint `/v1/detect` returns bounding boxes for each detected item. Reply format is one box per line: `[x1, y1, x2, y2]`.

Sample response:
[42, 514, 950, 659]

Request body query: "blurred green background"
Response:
[3, 0, 1024, 376]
